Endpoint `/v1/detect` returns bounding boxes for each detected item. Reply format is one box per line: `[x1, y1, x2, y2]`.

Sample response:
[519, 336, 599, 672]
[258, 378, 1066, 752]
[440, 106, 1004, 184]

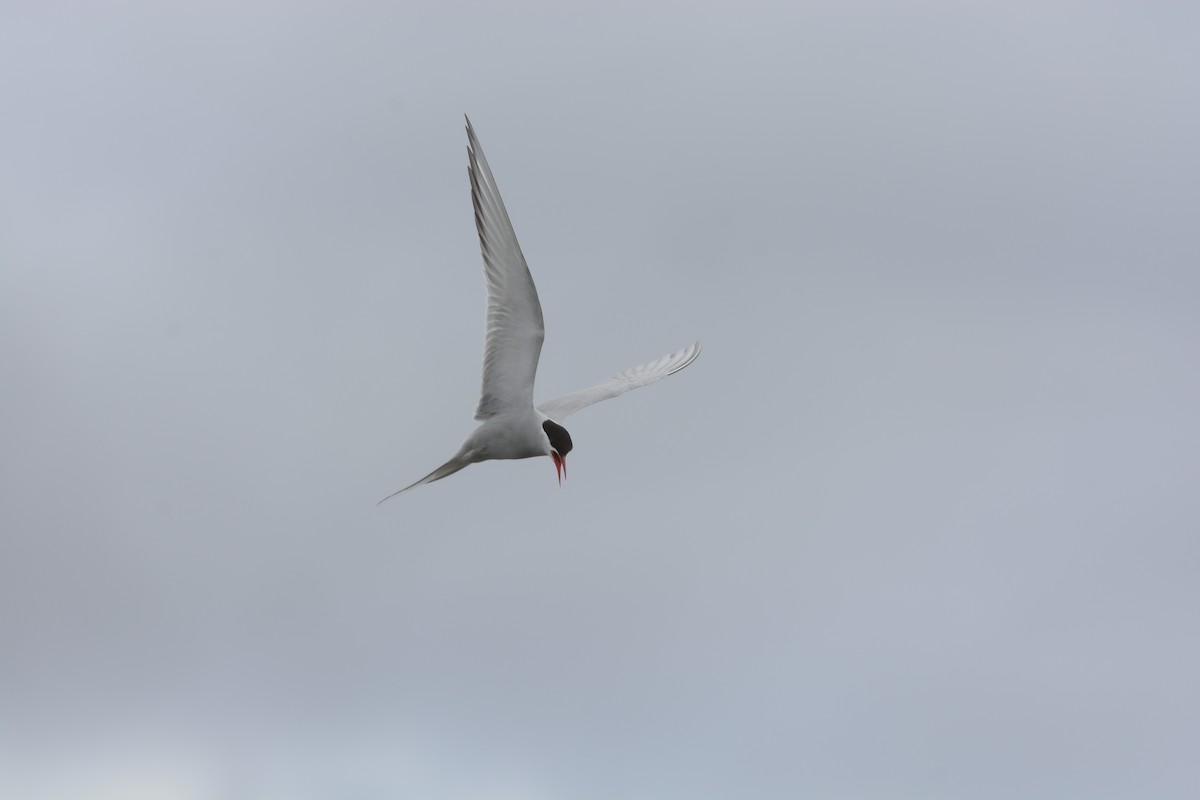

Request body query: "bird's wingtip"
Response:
[670, 340, 702, 374]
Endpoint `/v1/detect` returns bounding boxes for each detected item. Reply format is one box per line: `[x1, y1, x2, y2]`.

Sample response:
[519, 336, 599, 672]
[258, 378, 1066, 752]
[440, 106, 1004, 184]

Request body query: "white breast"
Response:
[461, 411, 550, 462]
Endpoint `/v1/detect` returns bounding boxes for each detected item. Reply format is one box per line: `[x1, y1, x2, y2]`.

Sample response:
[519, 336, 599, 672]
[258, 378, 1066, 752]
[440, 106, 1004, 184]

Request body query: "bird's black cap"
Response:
[542, 419, 573, 456]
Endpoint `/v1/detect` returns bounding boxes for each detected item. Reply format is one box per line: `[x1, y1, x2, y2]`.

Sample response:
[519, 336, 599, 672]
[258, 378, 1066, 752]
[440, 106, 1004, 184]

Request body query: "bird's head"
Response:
[542, 419, 573, 485]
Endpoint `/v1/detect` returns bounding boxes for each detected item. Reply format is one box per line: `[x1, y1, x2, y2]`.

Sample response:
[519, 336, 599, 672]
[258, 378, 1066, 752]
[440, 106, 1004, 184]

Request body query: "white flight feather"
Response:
[466, 116, 545, 420]
[537, 340, 702, 421]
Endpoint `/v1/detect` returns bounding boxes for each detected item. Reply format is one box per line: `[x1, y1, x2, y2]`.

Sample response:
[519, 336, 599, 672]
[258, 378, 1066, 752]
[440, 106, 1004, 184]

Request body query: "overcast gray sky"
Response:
[2, 2, 1199, 798]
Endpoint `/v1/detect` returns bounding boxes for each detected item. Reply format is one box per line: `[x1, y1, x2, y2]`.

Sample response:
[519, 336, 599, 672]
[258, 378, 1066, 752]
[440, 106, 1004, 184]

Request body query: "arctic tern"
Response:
[379, 118, 700, 502]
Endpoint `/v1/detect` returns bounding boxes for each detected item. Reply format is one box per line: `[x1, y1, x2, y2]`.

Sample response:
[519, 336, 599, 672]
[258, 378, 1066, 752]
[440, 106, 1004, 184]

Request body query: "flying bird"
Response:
[379, 118, 700, 502]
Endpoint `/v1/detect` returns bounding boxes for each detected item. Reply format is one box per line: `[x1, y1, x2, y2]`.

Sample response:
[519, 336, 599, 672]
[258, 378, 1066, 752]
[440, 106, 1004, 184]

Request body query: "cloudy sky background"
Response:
[2, 2, 1198, 798]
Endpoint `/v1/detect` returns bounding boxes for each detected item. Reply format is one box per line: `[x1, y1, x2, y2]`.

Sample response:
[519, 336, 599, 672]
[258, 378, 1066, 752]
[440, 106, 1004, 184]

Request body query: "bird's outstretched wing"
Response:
[537, 341, 701, 421]
[466, 116, 545, 420]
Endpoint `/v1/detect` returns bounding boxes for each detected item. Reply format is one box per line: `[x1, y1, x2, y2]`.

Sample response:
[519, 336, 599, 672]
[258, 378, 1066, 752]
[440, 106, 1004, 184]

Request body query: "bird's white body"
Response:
[379, 118, 700, 502]
[461, 409, 554, 463]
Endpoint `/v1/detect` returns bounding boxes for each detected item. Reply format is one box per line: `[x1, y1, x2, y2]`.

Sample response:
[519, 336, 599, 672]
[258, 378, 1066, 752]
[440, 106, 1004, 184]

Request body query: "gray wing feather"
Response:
[466, 116, 545, 420]
[537, 341, 701, 421]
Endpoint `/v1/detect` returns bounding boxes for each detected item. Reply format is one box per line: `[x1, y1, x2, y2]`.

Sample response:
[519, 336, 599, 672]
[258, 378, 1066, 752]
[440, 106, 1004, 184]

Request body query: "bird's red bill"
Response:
[551, 451, 564, 485]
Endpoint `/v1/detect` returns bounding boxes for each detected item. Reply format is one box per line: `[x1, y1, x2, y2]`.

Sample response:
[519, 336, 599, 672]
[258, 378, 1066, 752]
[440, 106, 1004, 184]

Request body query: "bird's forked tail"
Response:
[377, 456, 472, 505]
